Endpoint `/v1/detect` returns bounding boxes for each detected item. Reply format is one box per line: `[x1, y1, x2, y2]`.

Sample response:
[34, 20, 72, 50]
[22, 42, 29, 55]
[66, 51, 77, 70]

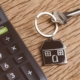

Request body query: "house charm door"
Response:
[41, 40, 67, 65]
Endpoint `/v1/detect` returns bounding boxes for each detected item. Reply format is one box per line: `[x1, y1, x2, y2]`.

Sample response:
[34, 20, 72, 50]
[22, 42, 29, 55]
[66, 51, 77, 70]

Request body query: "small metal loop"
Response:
[35, 12, 59, 38]
[51, 19, 60, 24]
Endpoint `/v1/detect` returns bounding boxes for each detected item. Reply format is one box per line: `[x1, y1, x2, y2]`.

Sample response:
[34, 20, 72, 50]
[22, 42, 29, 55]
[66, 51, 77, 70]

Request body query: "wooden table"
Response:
[0, 0, 80, 80]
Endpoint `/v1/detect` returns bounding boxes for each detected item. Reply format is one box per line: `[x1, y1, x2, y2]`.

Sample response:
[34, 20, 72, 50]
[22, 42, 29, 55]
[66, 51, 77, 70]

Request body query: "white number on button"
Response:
[4, 63, 9, 69]
[10, 73, 15, 79]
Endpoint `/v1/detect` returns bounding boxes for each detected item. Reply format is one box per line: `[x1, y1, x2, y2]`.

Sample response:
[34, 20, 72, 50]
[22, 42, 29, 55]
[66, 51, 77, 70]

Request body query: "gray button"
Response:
[20, 63, 39, 80]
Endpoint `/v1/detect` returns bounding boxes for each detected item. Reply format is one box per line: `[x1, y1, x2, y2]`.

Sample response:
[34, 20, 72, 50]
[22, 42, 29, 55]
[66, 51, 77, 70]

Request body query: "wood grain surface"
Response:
[0, 0, 80, 80]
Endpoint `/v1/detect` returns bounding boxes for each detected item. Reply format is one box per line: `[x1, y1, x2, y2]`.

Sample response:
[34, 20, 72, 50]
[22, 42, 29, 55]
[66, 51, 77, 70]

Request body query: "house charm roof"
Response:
[41, 40, 67, 65]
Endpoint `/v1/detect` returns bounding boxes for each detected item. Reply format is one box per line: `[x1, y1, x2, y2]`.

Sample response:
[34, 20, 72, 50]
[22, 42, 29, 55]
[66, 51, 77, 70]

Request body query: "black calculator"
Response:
[0, 7, 47, 80]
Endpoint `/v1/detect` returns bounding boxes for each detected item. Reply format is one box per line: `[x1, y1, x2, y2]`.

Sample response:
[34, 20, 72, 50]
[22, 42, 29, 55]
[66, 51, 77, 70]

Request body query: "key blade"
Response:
[67, 10, 80, 16]
[63, 9, 80, 19]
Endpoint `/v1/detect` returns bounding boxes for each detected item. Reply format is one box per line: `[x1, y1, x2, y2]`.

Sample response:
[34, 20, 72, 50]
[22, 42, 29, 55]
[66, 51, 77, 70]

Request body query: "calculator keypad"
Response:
[0, 26, 40, 80]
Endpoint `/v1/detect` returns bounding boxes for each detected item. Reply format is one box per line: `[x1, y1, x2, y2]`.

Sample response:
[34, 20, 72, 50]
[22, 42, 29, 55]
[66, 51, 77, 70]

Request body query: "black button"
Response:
[6, 70, 19, 80]
[14, 53, 26, 64]
[0, 61, 13, 71]
[8, 44, 19, 54]
[20, 63, 39, 80]
[2, 34, 13, 44]
[0, 51, 6, 60]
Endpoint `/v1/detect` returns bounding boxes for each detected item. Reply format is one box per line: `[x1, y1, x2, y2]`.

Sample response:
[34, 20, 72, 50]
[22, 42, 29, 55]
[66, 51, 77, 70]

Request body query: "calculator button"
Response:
[6, 70, 19, 80]
[0, 51, 6, 60]
[14, 53, 26, 64]
[20, 63, 39, 80]
[8, 44, 19, 54]
[2, 34, 13, 44]
[0, 26, 8, 35]
[0, 61, 13, 71]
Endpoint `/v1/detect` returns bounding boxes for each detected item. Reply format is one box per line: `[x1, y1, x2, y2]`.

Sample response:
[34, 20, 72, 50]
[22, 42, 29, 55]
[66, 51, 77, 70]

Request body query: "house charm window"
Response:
[44, 51, 51, 57]
[57, 49, 64, 56]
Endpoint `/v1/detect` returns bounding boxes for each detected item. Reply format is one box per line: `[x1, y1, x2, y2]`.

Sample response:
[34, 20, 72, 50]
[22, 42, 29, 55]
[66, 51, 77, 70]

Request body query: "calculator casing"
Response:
[0, 7, 47, 80]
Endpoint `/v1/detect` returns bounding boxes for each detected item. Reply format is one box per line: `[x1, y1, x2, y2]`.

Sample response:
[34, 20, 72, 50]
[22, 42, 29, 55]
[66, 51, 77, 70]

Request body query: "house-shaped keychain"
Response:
[41, 40, 67, 65]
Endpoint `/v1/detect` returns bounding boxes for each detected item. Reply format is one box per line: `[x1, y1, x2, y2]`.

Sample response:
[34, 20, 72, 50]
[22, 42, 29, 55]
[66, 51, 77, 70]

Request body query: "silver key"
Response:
[51, 9, 80, 24]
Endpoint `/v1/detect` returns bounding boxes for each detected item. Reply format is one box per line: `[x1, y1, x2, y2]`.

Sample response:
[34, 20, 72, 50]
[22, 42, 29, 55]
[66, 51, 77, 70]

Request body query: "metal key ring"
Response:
[35, 12, 59, 38]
